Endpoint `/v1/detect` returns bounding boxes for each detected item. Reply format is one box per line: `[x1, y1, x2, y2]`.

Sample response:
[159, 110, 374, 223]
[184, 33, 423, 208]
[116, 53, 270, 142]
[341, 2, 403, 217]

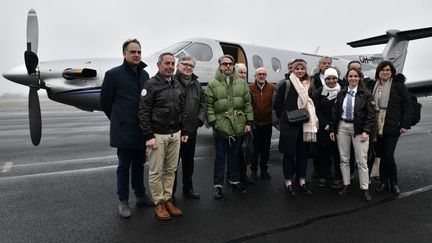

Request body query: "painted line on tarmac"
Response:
[0, 165, 116, 181]
[226, 184, 432, 243]
[1, 162, 13, 173]
[399, 184, 432, 198]
[10, 155, 117, 168]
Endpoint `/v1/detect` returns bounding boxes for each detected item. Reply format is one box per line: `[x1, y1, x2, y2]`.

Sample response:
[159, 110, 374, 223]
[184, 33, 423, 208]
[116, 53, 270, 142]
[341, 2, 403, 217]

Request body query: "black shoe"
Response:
[391, 184, 400, 195]
[285, 185, 297, 197]
[183, 189, 200, 199]
[260, 170, 271, 180]
[242, 175, 256, 185]
[136, 194, 154, 207]
[250, 170, 258, 182]
[318, 179, 326, 188]
[299, 184, 312, 195]
[230, 183, 248, 194]
[375, 183, 389, 192]
[338, 185, 350, 196]
[362, 189, 372, 202]
[214, 187, 224, 200]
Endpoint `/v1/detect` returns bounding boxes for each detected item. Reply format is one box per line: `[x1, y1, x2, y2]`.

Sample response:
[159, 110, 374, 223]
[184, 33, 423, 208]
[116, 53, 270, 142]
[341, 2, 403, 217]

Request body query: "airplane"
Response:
[3, 9, 432, 146]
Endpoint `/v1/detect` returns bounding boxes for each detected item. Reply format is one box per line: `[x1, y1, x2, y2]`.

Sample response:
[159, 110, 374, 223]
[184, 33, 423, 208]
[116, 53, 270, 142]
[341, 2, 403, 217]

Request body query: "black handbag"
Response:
[286, 108, 309, 123]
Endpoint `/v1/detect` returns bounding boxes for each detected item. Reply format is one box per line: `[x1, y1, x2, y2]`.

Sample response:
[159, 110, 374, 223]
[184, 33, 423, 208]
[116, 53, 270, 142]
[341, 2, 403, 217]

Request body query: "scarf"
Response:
[321, 83, 341, 100]
[372, 78, 392, 135]
[290, 73, 318, 142]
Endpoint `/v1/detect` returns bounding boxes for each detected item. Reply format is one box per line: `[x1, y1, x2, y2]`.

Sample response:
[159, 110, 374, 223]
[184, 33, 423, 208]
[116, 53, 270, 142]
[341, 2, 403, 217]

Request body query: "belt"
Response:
[341, 119, 354, 123]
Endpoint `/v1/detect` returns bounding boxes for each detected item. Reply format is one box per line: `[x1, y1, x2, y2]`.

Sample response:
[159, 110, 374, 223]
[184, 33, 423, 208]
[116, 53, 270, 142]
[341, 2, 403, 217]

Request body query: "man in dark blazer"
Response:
[100, 39, 153, 219]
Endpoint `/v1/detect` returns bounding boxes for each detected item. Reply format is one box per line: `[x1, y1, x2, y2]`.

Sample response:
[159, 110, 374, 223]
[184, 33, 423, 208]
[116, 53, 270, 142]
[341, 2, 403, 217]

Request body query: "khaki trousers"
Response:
[337, 121, 369, 189]
[148, 131, 181, 204]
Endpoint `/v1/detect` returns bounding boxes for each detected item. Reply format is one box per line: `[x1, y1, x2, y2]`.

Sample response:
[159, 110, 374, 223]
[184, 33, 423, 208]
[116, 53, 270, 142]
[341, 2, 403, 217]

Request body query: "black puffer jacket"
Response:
[330, 86, 375, 135]
[175, 71, 206, 137]
[138, 72, 190, 141]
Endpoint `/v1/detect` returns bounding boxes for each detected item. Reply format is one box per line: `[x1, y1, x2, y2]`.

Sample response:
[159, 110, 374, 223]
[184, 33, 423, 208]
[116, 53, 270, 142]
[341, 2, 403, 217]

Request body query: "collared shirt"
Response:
[319, 73, 325, 86]
[342, 86, 357, 120]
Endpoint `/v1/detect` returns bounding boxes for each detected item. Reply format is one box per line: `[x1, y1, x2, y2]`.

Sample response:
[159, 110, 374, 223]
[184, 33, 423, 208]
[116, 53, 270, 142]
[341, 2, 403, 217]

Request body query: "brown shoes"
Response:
[164, 200, 183, 216]
[155, 203, 171, 220]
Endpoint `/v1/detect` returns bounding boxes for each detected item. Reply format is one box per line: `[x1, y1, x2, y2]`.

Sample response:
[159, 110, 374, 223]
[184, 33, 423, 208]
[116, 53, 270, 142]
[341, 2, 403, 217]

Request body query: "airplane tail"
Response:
[347, 27, 432, 73]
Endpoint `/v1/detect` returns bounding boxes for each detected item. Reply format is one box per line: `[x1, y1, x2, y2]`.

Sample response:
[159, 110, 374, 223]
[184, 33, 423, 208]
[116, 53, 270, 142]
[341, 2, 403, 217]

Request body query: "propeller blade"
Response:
[28, 87, 42, 146]
[26, 9, 38, 53]
[24, 50, 39, 75]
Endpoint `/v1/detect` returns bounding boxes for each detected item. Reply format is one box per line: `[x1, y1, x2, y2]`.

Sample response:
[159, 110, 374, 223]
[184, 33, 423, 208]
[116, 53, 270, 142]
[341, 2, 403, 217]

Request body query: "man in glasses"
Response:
[249, 67, 275, 181]
[205, 55, 254, 199]
[138, 52, 191, 220]
[172, 56, 206, 200]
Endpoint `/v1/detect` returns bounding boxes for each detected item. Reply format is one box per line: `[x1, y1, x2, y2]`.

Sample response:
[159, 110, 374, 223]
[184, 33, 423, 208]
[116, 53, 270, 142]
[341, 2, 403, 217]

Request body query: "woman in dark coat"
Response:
[372, 61, 412, 195]
[273, 59, 319, 196]
[313, 68, 342, 189]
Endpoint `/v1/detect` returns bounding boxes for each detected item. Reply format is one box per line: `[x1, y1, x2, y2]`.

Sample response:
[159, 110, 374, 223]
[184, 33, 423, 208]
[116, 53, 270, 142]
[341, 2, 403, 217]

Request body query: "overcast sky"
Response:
[1, 0, 431, 95]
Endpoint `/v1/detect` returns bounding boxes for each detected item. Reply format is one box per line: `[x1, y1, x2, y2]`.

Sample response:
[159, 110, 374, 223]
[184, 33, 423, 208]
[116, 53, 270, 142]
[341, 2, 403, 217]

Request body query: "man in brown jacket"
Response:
[249, 67, 275, 181]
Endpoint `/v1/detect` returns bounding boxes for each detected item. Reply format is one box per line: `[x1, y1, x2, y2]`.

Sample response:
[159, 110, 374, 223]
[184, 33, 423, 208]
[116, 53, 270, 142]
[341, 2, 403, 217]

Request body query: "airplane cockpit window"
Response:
[156, 41, 191, 54]
[184, 43, 213, 61]
[271, 57, 281, 72]
[252, 55, 263, 69]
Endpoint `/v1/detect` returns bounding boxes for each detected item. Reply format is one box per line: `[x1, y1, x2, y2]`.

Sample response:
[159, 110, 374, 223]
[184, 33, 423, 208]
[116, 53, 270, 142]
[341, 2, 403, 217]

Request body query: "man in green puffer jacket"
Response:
[205, 54, 253, 199]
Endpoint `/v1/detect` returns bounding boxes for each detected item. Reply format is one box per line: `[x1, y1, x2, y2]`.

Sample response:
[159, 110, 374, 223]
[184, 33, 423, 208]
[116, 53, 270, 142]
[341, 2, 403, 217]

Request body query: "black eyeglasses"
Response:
[221, 62, 234, 66]
[325, 77, 338, 80]
[180, 62, 195, 68]
[257, 73, 267, 76]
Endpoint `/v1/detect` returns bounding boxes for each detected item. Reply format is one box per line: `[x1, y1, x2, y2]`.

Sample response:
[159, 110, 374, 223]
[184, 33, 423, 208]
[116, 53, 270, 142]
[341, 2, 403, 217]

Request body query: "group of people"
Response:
[100, 39, 412, 221]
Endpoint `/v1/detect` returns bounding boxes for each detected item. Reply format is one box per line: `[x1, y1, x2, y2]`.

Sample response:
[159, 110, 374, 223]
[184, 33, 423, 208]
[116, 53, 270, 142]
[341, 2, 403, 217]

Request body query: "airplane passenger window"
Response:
[253, 55, 263, 69]
[184, 43, 213, 61]
[272, 57, 281, 72]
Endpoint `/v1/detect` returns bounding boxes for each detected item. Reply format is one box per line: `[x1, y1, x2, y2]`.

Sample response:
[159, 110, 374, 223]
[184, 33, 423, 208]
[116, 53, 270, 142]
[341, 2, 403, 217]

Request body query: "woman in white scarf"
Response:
[273, 59, 319, 196]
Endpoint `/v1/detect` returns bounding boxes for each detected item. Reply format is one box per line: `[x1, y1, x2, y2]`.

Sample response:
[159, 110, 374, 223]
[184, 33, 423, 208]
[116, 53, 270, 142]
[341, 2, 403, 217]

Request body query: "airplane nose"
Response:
[2, 64, 37, 87]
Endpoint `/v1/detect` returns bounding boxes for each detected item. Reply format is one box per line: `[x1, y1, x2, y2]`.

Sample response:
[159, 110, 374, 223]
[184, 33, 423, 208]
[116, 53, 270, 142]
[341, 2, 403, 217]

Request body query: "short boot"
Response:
[155, 202, 171, 220]
[362, 189, 372, 202]
[118, 201, 131, 218]
[164, 200, 183, 216]
[338, 185, 350, 196]
[391, 184, 401, 195]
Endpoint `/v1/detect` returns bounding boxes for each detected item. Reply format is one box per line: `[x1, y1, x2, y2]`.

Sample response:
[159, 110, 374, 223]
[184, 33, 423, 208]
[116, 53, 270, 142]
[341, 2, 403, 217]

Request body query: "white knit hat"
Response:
[324, 68, 338, 79]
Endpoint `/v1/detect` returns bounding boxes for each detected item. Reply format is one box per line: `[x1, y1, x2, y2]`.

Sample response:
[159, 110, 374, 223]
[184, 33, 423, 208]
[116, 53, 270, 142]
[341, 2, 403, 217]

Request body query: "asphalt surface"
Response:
[0, 98, 431, 242]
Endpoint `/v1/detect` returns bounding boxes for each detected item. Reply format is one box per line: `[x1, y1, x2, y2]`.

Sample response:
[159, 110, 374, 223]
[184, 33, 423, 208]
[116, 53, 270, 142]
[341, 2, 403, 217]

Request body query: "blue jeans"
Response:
[282, 137, 309, 180]
[214, 136, 242, 186]
[117, 148, 146, 201]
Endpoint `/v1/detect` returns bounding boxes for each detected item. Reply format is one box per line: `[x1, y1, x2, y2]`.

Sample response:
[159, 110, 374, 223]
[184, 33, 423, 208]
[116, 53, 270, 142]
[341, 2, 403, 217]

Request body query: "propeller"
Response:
[25, 9, 42, 146]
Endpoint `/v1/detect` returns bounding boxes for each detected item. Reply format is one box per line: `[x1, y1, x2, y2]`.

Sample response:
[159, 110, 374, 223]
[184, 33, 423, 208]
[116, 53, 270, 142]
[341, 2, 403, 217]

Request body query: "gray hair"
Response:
[218, 54, 234, 64]
[178, 56, 196, 66]
[235, 63, 247, 71]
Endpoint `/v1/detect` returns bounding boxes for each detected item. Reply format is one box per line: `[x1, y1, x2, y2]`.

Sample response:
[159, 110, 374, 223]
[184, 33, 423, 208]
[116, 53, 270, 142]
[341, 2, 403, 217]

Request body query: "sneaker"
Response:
[155, 202, 171, 220]
[331, 180, 343, 189]
[136, 194, 154, 207]
[214, 187, 224, 199]
[318, 179, 326, 188]
[118, 201, 131, 218]
[164, 200, 183, 216]
[260, 170, 271, 180]
[299, 184, 312, 195]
